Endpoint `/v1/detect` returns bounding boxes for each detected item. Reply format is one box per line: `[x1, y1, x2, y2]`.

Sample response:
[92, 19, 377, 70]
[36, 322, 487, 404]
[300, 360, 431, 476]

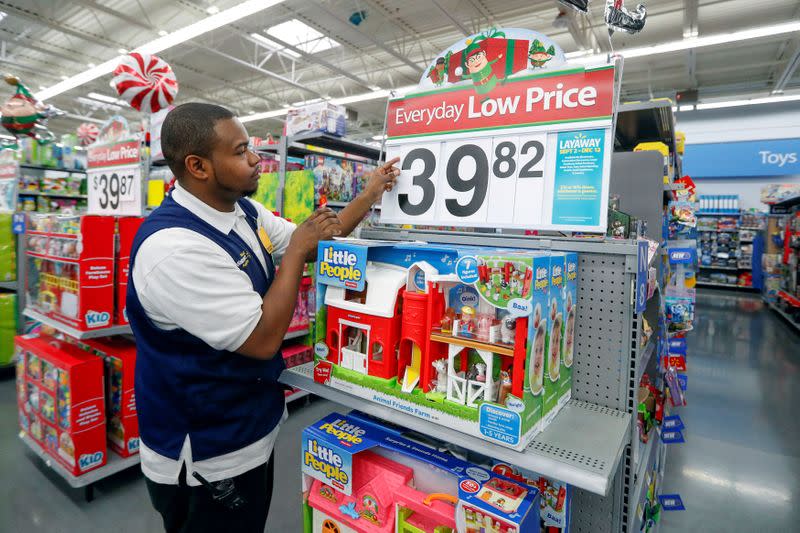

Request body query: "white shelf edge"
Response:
[0, 281, 17, 291]
[23, 308, 132, 339]
[283, 328, 309, 341]
[696, 281, 755, 290]
[765, 300, 800, 333]
[279, 363, 630, 496]
[20, 432, 140, 488]
[286, 389, 311, 404]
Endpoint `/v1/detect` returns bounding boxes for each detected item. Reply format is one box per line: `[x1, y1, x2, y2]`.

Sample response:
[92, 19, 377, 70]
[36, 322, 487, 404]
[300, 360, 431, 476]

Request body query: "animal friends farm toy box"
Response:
[301, 412, 540, 533]
[312, 240, 576, 450]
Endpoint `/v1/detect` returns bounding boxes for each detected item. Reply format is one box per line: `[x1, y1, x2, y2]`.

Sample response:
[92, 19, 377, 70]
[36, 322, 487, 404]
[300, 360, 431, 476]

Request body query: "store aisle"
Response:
[660, 289, 800, 533]
[0, 379, 337, 533]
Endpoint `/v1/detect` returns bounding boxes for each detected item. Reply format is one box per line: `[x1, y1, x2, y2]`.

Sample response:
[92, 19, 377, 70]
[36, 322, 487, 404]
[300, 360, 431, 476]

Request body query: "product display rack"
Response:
[19, 432, 140, 502]
[765, 298, 800, 333]
[280, 220, 661, 532]
[19, 164, 87, 174]
[22, 308, 133, 339]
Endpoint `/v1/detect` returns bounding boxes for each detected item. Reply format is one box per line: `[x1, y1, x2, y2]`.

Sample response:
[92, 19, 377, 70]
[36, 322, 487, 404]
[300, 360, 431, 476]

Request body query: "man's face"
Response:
[466, 50, 488, 73]
[208, 118, 261, 198]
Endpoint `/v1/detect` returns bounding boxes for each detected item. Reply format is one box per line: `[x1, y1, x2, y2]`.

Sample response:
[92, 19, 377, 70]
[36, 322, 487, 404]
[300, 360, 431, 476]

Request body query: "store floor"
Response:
[1, 289, 798, 532]
[659, 289, 800, 533]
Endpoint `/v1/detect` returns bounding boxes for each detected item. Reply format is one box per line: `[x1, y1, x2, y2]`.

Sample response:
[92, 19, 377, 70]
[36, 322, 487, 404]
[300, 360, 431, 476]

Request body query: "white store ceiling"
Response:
[1, 0, 799, 141]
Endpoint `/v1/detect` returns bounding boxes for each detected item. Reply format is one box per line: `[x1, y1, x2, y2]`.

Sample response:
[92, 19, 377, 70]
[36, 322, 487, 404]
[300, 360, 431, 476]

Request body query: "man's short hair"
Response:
[161, 103, 235, 178]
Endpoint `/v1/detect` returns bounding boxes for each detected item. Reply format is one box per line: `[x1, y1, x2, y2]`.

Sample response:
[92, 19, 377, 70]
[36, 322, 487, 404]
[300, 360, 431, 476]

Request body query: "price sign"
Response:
[381, 66, 615, 232]
[87, 140, 143, 216]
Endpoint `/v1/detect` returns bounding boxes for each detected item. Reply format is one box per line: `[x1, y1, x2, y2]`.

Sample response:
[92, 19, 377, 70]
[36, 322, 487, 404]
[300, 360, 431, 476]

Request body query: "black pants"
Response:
[145, 456, 275, 533]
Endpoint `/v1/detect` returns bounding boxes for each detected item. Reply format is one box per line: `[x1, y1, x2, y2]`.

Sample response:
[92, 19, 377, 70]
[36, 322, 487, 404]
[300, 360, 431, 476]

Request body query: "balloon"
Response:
[557, 0, 590, 13]
[112, 53, 178, 113]
[77, 122, 100, 146]
[605, 0, 647, 35]
[1, 74, 63, 143]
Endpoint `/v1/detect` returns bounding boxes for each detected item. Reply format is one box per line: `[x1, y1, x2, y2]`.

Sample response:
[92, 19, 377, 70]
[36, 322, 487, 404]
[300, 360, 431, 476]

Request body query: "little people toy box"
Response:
[312, 239, 578, 450]
[490, 462, 571, 532]
[26, 213, 115, 332]
[15, 334, 107, 476]
[302, 412, 540, 533]
[78, 336, 139, 458]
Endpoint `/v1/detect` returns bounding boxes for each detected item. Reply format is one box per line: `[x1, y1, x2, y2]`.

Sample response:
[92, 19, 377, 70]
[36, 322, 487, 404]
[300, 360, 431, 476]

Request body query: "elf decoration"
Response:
[111, 53, 178, 113]
[427, 56, 448, 86]
[605, 0, 647, 34]
[1, 75, 63, 144]
[529, 40, 556, 68]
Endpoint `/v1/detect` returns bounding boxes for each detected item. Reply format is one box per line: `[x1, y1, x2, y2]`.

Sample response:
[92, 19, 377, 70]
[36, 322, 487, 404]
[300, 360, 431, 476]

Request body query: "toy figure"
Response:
[440, 307, 455, 334]
[500, 315, 516, 345]
[476, 313, 493, 341]
[474, 362, 486, 383]
[432, 359, 448, 393]
[459, 306, 476, 337]
[497, 370, 512, 404]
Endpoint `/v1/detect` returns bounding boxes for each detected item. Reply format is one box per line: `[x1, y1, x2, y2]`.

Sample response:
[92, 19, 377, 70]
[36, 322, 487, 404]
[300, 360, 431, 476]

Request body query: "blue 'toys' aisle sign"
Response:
[684, 138, 800, 178]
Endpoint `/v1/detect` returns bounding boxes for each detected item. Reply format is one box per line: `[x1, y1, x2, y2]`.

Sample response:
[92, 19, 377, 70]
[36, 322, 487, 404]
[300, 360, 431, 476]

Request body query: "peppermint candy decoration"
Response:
[76, 122, 100, 146]
[112, 53, 178, 113]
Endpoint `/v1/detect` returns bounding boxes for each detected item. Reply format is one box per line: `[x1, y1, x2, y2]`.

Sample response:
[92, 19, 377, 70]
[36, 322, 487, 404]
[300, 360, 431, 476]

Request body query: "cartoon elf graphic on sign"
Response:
[427, 56, 448, 86]
[528, 40, 556, 68]
[456, 38, 504, 98]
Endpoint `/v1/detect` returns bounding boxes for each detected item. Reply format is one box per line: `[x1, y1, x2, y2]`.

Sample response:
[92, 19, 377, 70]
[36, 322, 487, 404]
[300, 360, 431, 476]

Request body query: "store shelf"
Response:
[697, 228, 738, 233]
[765, 299, 800, 334]
[636, 336, 657, 386]
[23, 308, 132, 339]
[285, 389, 310, 404]
[739, 226, 765, 231]
[284, 328, 309, 341]
[18, 191, 87, 199]
[288, 131, 382, 161]
[630, 429, 660, 533]
[698, 265, 739, 271]
[279, 362, 630, 496]
[20, 164, 87, 174]
[696, 212, 740, 216]
[0, 280, 17, 291]
[20, 432, 140, 489]
[696, 281, 756, 290]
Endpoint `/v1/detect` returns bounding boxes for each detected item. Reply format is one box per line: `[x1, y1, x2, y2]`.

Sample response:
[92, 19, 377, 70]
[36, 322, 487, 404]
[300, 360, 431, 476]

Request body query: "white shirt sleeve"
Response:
[132, 228, 263, 352]
[246, 198, 297, 260]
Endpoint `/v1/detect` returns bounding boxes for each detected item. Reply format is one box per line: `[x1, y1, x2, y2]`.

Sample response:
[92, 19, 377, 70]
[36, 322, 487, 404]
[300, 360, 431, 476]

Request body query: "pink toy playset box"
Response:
[301, 412, 540, 533]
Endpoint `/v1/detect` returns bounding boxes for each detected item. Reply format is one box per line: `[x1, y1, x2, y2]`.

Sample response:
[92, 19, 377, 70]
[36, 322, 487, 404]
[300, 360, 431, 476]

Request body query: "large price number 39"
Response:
[93, 172, 134, 210]
[398, 140, 544, 218]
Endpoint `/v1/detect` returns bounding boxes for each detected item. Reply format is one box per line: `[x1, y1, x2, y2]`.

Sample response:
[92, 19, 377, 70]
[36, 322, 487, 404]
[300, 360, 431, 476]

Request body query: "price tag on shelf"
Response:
[88, 166, 141, 216]
[87, 139, 143, 217]
[381, 66, 616, 232]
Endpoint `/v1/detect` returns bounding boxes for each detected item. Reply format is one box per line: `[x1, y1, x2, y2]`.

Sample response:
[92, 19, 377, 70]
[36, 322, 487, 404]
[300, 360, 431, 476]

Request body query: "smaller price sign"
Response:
[87, 140, 142, 216]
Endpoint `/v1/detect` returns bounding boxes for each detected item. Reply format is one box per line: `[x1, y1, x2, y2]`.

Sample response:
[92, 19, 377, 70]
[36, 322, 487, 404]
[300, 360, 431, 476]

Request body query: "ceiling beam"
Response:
[431, 0, 471, 37]
[72, 0, 153, 32]
[773, 42, 800, 93]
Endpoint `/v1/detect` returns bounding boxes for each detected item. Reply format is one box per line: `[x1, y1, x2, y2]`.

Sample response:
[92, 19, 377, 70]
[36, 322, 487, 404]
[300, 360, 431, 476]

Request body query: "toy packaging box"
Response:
[285, 102, 346, 137]
[76, 336, 139, 458]
[311, 239, 578, 450]
[116, 217, 145, 325]
[15, 334, 107, 476]
[559, 254, 577, 410]
[301, 412, 540, 533]
[0, 293, 16, 366]
[26, 214, 115, 331]
[490, 462, 571, 533]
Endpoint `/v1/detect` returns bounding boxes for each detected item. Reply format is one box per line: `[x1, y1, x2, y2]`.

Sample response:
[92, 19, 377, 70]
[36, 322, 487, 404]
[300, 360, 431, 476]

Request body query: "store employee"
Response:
[128, 103, 399, 533]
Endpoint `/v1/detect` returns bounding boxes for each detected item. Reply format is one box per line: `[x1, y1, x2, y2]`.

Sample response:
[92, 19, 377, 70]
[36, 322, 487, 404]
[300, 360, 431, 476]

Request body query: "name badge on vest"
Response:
[258, 227, 274, 254]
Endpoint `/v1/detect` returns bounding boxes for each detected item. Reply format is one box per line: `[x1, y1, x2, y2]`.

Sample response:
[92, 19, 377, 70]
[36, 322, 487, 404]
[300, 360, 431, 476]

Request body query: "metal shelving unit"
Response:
[283, 328, 309, 341]
[285, 389, 311, 404]
[699, 265, 739, 271]
[281, 363, 629, 496]
[0, 280, 16, 290]
[20, 164, 87, 174]
[17, 191, 87, 199]
[765, 299, 800, 333]
[629, 429, 661, 533]
[22, 308, 132, 339]
[20, 432, 140, 501]
[696, 281, 755, 290]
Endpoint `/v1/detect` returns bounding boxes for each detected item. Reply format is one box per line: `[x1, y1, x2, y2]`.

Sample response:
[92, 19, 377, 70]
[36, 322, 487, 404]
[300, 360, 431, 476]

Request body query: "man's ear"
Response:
[184, 155, 212, 181]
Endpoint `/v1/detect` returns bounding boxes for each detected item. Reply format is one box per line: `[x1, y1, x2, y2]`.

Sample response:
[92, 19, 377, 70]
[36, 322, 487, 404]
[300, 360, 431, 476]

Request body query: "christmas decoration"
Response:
[557, 0, 590, 13]
[1, 75, 62, 143]
[528, 39, 557, 68]
[111, 53, 178, 113]
[605, 0, 647, 34]
[76, 122, 100, 146]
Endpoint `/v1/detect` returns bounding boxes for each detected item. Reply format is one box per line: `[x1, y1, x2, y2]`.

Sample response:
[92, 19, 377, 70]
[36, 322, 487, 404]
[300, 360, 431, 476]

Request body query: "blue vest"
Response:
[128, 194, 286, 461]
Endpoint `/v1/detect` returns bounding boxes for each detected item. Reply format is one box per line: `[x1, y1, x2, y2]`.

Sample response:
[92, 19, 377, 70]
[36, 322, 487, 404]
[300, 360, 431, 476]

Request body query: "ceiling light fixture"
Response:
[87, 63, 96, 68]
[694, 93, 800, 111]
[87, 91, 125, 104]
[206, 6, 220, 15]
[36, 0, 287, 101]
[266, 19, 340, 55]
[158, 30, 169, 36]
[117, 48, 128, 54]
[569, 20, 800, 64]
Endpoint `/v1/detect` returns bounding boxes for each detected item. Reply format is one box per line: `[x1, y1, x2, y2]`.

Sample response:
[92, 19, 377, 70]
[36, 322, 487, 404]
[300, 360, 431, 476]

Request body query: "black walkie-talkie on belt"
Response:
[192, 471, 248, 511]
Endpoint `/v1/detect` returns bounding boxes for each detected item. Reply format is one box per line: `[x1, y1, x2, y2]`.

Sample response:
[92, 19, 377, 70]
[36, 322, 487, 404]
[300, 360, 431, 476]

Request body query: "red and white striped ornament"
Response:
[112, 53, 178, 113]
[76, 122, 100, 146]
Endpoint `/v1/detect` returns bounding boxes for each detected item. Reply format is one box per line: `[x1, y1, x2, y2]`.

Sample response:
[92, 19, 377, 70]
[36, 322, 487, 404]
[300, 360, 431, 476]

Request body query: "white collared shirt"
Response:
[132, 181, 296, 486]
